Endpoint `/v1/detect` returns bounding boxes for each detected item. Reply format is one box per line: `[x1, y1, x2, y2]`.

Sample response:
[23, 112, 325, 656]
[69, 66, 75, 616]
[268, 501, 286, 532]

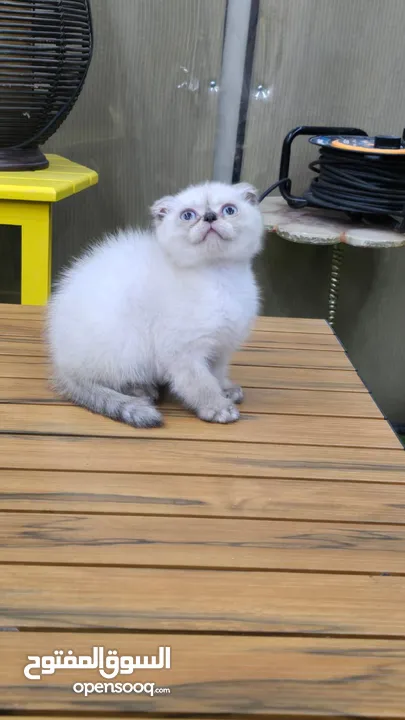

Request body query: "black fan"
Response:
[0, 0, 93, 170]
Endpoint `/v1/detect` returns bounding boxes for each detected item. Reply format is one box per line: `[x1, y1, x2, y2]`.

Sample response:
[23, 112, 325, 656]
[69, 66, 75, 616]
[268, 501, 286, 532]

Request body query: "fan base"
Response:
[0, 147, 49, 171]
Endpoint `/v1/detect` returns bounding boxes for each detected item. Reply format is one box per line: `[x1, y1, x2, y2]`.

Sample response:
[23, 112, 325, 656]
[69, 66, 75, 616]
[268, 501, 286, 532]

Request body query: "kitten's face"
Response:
[151, 182, 263, 267]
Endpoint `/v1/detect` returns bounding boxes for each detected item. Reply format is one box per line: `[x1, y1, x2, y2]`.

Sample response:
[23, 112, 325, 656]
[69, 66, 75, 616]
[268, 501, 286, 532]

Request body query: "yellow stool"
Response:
[0, 154, 98, 305]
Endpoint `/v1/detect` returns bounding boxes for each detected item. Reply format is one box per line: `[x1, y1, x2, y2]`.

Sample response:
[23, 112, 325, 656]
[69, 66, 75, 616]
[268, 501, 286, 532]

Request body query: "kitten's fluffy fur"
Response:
[46, 181, 264, 427]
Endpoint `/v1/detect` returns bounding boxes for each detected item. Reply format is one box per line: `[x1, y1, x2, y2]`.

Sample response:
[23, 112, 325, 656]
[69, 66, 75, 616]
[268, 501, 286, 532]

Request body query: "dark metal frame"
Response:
[278, 125, 368, 208]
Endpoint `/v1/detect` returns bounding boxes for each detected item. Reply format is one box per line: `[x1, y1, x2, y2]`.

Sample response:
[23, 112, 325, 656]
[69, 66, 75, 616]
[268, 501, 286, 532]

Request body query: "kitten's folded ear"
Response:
[234, 182, 259, 206]
[150, 196, 174, 223]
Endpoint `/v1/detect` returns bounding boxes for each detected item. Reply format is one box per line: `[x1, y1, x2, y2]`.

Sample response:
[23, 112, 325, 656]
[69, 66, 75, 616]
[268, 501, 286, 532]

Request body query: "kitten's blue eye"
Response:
[180, 209, 197, 221]
[222, 204, 238, 216]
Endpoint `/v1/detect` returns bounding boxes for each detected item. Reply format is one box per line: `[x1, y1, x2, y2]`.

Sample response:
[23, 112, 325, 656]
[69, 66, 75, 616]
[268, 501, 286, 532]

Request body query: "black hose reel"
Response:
[259, 126, 405, 326]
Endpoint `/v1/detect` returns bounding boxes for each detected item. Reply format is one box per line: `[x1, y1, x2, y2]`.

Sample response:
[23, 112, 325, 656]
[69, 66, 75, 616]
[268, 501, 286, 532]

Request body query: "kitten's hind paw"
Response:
[121, 402, 163, 428]
[198, 403, 240, 424]
[223, 384, 244, 404]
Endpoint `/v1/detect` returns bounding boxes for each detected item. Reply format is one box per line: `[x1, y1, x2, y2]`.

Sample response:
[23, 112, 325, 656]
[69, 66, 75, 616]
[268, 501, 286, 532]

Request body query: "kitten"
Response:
[46, 181, 264, 427]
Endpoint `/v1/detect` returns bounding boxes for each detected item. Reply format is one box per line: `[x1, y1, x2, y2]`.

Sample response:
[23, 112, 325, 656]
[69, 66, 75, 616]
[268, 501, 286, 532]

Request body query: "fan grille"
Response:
[0, 0, 93, 149]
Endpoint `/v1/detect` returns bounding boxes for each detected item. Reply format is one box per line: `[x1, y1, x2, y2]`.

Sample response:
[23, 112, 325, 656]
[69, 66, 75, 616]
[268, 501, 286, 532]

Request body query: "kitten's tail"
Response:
[52, 373, 163, 428]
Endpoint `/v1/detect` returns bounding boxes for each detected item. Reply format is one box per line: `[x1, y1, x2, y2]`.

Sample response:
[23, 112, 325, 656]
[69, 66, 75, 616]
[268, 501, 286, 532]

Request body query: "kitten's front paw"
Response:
[223, 384, 244, 404]
[198, 403, 240, 424]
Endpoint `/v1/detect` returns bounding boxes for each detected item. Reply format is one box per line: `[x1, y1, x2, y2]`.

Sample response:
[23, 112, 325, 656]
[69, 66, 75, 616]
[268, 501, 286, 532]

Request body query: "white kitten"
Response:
[46, 181, 264, 427]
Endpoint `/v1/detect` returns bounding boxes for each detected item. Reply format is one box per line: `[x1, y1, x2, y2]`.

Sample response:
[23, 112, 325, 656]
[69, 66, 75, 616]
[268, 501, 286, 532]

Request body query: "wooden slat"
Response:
[255, 315, 330, 333]
[245, 330, 343, 350]
[237, 387, 381, 417]
[234, 348, 353, 370]
[0, 338, 352, 370]
[0, 434, 404, 482]
[2, 470, 405, 523]
[0, 377, 62, 402]
[0, 404, 398, 449]
[232, 365, 367, 391]
[2, 565, 405, 636]
[0, 319, 341, 349]
[0, 359, 50, 378]
[0, 375, 380, 418]
[0, 339, 45, 356]
[2, 511, 405, 573]
[0, 318, 44, 340]
[0, 366, 368, 395]
[0, 335, 345, 350]
[0, 304, 42, 319]
[0, 353, 45, 365]
[0, 305, 330, 333]
[1, 634, 404, 716]
[0, 331, 344, 355]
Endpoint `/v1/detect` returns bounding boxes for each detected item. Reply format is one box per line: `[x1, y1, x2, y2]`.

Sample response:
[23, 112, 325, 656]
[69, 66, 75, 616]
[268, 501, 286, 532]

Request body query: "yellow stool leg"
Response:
[20, 202, 52, 305]
[0, 199, 52, 306]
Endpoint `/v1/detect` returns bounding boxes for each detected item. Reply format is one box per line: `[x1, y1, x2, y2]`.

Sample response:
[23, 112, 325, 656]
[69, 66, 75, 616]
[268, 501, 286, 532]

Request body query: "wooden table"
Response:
[1, 304, 405, 718]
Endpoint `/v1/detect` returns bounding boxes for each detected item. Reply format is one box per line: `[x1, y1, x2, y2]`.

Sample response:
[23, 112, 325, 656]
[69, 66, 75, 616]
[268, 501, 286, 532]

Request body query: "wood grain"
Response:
[2, 511, 405, 573]
[2, 633, 405, 716]
[230, 365, 367, 391]
[0, 338, 352, 370]
[0, 320, 341, 350]
[0, 305, 330, 332]
[233, 348, 353, 370]
[0, 331, 344, 352]
[0, 358, 49, 378]
[237, 387, 381, 417]
[0, 373, 378, 417]
[0, 304, 42, 318]
[2, 470, 405, 523]
[245, 330, 342, 350]
[0, 377, 63, 402]
[0, 366, 368, 396]
[255, 316, 330, 333]
[0, 339, 45, 356]
[0, 404, 397, 448]
[0, 433, 404, 481]
[2, 565, 405, 636]
[0, 318, 44, 340]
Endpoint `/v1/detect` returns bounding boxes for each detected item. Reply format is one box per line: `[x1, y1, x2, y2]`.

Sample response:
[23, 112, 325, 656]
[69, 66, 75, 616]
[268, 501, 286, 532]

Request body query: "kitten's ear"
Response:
[234, 182, 259, 206]
[150, 196, 174, 223]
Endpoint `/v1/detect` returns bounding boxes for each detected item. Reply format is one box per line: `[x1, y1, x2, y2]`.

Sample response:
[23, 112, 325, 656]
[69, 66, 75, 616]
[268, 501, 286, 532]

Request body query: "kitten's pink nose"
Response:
[203, 211, 217, 223]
